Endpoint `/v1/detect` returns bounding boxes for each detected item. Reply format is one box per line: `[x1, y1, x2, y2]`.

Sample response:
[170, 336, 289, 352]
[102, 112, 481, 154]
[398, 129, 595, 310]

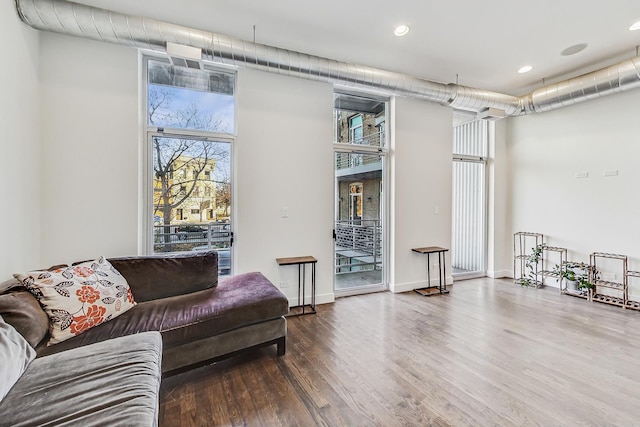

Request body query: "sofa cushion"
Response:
[0, 290, 49, 347]
[0, 315, 36, 403]
[0, 278, 21, 294]
[14, 257, 136, 345]
[0, 331, 162, 427]
[37, 272, 288, 357]
[108, 250, 218, 302]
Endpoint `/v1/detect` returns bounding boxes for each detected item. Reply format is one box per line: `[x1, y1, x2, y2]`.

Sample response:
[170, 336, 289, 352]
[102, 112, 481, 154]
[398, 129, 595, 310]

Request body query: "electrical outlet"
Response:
[279, 281, 289, 289]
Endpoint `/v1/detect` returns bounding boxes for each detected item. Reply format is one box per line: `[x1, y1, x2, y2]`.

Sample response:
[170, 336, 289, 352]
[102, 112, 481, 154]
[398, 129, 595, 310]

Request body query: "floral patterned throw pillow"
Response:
[14, 257, 136, 345]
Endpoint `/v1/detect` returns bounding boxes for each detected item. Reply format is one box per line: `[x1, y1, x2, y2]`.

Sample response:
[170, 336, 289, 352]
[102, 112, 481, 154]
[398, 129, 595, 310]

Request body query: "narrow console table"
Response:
[411, 246, 449, 296]
[276, 256, 317, 316]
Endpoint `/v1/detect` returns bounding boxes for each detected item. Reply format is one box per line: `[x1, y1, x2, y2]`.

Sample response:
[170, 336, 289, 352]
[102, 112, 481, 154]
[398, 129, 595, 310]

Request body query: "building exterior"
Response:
[153, 155, 217, 224]
[334, 108, 385, 276]
[334, 110, 385, 223]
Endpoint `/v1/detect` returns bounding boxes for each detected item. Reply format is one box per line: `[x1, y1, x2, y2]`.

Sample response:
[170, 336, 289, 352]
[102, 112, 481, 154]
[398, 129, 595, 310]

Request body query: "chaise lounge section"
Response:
[31, 251, 290, 372]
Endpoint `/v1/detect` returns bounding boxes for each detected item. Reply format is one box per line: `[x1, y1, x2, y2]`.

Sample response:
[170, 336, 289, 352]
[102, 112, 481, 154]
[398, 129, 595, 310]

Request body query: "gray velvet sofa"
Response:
[0, 329, 163, 427]
[0, 251, 289, 425]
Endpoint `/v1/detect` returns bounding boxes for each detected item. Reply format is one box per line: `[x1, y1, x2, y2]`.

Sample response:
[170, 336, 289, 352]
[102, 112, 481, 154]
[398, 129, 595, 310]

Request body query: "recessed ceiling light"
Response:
[394, 25, 410, 37]
[518, 65, 533, 74]
[630, 21, 640, 31]
[561, 43, 588, 56]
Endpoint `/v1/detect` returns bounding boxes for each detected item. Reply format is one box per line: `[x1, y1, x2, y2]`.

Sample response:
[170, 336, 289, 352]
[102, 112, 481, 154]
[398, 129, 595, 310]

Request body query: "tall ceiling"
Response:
[72, 0, 640, 95]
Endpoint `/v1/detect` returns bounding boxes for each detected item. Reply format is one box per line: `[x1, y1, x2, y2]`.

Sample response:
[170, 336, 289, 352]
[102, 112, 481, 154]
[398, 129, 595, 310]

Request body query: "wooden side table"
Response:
[276, 256, 317, 316]
[411, 246, 449, 296]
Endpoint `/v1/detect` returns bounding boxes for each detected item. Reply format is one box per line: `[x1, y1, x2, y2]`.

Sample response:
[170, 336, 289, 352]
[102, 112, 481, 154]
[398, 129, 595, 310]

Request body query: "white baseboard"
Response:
[487, 269, 512, 279]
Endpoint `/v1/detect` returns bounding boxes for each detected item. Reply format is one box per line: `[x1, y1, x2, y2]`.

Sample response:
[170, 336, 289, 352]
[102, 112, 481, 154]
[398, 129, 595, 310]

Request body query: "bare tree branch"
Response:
[150, 86, 230, 235]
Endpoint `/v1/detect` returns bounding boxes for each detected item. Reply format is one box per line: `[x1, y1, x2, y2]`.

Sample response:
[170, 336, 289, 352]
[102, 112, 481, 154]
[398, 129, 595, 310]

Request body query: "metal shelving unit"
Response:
[560, 261, 592, 300]
[625, 270, 640, 310]
[513, 232, 544, 288]
[537, 245, 567, 288]
[590, 252, 627, 307]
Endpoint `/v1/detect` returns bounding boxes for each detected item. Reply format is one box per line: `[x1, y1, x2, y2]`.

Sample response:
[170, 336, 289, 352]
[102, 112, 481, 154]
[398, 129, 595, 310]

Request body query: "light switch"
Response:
[281, 207, 288, 218]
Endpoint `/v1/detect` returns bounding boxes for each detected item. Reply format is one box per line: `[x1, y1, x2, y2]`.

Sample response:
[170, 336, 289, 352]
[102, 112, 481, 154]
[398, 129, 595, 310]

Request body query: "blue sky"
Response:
[149, 84, 234, 133]
[150, 84, 233, 182]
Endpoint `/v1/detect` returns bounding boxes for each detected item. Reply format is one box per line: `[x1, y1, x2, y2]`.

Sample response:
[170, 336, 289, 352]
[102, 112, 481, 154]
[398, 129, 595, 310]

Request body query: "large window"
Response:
[147, 60, 234, 133]
[452, 120, 488, 279]
[334, 91, 388, 295]
[349, 115, 363, 143]
[144, 57, 235, 275]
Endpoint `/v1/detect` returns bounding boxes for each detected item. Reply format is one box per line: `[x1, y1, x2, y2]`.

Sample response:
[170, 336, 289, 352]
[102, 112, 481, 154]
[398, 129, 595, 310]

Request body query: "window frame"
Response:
[349, 114, 363, 143]
[451, 119, 489, 279]
[140, 53, 237, 256]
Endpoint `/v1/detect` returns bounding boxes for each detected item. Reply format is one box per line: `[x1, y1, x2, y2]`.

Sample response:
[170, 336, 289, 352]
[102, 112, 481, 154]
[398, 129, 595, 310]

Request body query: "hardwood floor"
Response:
[160, 278, 640, 426]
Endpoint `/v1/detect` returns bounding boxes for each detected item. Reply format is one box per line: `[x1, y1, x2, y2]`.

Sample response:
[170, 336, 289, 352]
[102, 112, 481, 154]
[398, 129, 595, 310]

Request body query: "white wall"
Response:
[39, 33, 139, 265]
[390, 97, 453, 292]
[35, 35, 338, 305]
[0, 4, 41, 276]
[235, 69, 335, 305]
[506, 90, 640, 279]
[487, 120, 511, 278]
[9, 21, 456, 302]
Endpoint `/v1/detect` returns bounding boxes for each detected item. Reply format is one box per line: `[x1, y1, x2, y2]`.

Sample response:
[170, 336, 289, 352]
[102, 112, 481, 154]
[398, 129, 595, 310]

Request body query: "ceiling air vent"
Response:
[166, 42, 203, 69]
[169, 56, 202, 70]
[476, 107, 506, 121]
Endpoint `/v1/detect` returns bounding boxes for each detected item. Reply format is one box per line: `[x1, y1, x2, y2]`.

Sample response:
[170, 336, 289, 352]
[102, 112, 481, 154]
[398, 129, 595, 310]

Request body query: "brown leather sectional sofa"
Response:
[34, 251, 290, 372]
[0, 251, 289, 426]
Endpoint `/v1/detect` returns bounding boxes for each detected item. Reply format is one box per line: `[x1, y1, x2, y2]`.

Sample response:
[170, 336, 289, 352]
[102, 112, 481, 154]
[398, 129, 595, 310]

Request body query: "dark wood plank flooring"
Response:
[160, 278, 640, 426]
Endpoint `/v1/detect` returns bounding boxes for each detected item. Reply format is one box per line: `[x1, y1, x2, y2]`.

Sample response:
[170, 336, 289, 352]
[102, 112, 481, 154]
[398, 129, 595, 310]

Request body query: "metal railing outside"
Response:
[334, 220, 382, 274]
[335, 130, 384, 170]
[335, 129, 384, 148]
[153, 221, 231, 253]
[335, 152, 382, 170]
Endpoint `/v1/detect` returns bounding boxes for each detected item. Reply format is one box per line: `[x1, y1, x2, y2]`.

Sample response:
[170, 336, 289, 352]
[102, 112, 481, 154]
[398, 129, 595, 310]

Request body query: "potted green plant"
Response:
[520, 245, 543, 287]
[553, 262, 593, 293]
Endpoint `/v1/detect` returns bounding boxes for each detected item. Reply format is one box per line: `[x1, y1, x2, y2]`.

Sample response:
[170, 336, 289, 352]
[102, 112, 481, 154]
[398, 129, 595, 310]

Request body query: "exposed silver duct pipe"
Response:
[15, 0, 640, 117]
[525, 56, 640, 113]
[14, 0, 522, 115]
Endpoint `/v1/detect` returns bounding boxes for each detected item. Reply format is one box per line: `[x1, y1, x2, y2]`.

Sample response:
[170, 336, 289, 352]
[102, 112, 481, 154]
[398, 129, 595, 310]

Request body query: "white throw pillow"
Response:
[14, 257, 136, 345]
[0, 314, 36, 402]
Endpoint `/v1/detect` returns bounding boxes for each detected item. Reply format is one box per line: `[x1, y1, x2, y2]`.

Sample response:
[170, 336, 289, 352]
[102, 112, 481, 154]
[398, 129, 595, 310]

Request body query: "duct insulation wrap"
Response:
[15, 0, 522, 115]
[527, 56, 640, 113]
[15, 0, 640, 116]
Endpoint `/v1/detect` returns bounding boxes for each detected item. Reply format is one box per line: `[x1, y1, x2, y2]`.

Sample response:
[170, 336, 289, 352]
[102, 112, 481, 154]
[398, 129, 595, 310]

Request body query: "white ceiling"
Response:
[76, 0, 640, 95]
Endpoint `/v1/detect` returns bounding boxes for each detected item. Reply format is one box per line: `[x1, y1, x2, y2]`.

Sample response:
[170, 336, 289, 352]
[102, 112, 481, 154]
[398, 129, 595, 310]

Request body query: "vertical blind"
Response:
[452, 120, 487, 274]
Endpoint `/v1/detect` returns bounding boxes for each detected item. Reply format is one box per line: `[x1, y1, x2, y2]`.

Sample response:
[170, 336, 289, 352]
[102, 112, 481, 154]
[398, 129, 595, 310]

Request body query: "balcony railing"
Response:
[335, 129, 384, 148]
[335, 130, 385, 171]
[334, 220, 382, 274]
[153, 221, 231, 253]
